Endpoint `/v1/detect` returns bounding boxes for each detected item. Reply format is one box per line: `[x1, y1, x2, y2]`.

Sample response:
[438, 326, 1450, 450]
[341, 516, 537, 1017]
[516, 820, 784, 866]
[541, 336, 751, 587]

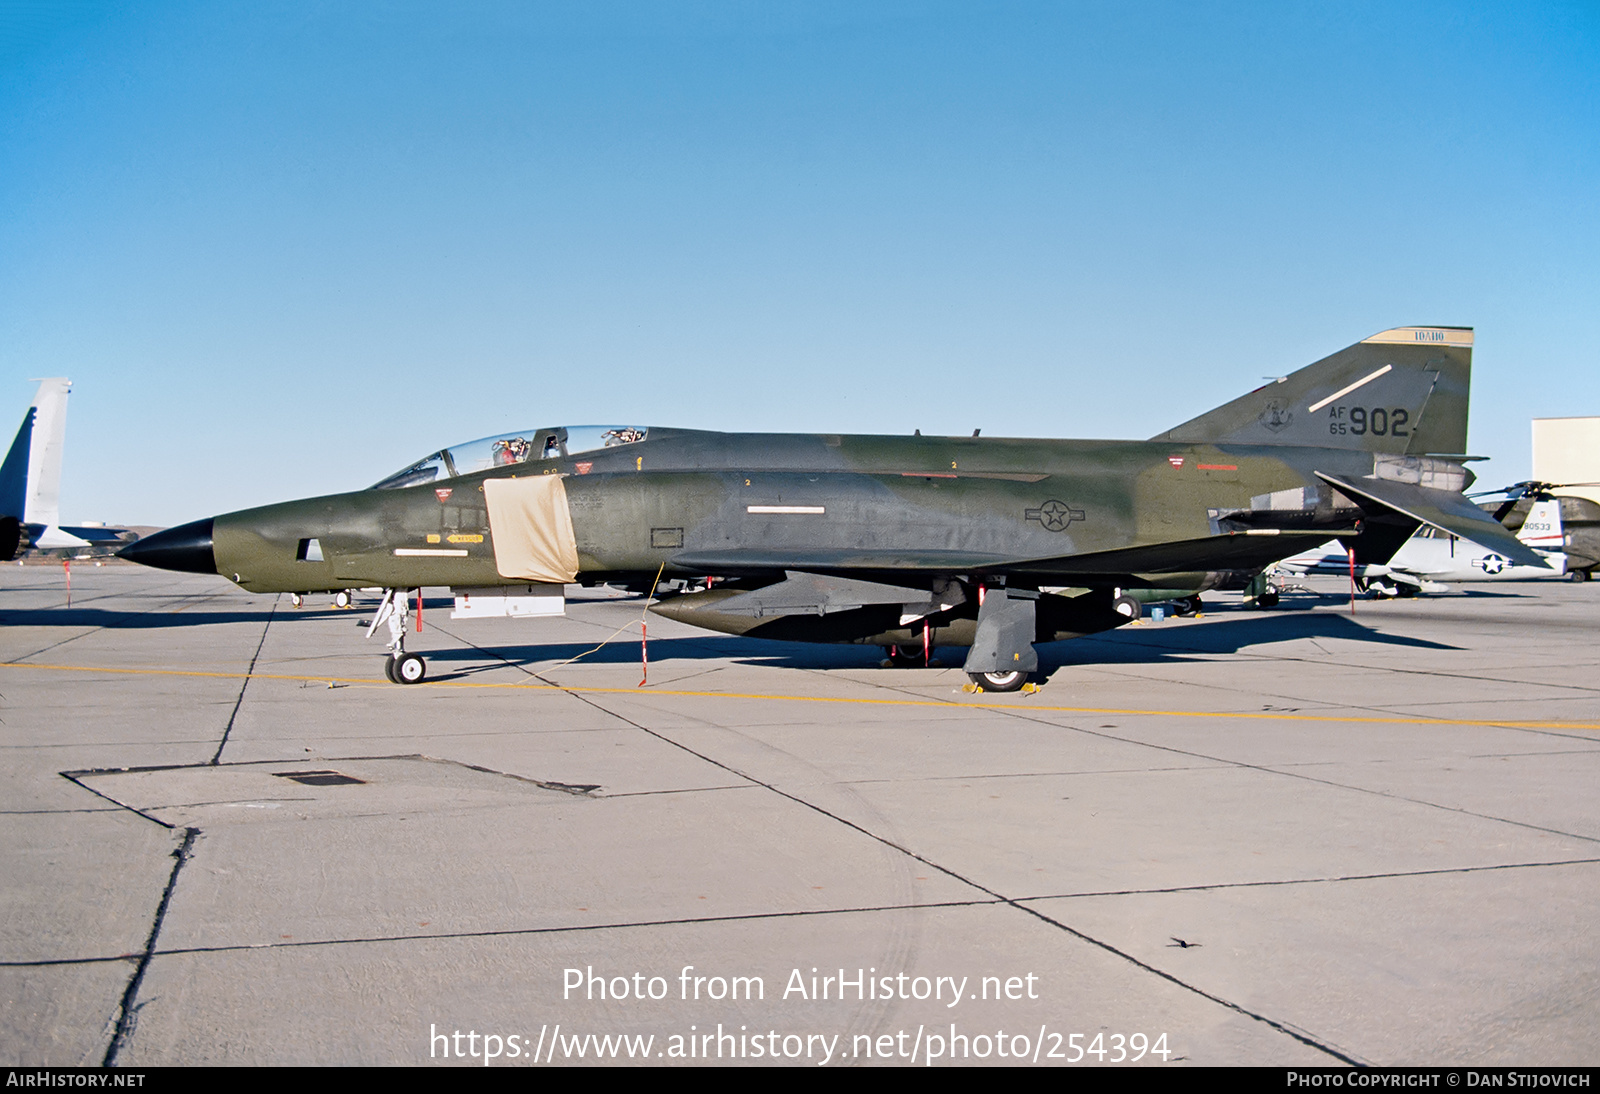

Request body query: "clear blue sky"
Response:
[2, 1, 1596, 526]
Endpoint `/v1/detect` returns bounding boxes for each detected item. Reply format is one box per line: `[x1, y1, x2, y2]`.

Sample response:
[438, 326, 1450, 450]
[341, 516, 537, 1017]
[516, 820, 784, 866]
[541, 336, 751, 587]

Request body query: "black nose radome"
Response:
[118, 518, 216, 574]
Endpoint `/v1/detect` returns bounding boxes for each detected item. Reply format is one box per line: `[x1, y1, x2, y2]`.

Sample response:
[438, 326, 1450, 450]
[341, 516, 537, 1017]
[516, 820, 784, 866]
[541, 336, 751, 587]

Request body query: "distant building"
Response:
[1532, 417, 1600, 506]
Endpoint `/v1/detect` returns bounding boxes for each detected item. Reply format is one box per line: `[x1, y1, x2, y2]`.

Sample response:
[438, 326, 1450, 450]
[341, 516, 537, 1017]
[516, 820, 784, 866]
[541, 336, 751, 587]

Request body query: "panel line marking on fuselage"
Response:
[3, 661, 1596, 732]
[1307, 364, 1393, 413]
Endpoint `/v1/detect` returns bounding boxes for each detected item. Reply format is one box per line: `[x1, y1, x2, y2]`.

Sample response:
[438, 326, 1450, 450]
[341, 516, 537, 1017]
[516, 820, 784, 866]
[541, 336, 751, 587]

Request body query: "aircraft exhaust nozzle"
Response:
[117, 518, 216, 574]
[0, 515, 21, 562]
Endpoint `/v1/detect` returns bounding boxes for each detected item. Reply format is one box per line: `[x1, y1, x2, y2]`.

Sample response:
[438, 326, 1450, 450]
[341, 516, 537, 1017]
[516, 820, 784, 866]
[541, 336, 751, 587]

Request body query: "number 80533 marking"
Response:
[1328, 406, 1409, 436]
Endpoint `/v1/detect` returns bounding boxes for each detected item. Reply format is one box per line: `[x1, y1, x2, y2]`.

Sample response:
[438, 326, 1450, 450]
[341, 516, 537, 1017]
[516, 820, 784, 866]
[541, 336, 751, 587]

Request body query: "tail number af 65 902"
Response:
[1328, 406, 1409, 436]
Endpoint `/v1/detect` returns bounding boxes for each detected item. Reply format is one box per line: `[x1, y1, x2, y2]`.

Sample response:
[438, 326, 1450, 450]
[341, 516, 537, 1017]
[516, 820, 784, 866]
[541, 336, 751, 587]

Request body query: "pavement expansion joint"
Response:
[568, 689, 1366, 1066]
[62, 752, 609, 804]
[142, 898, 1011, 960]
[210, 597, 278, 764]
[102, 827, 196, 1068]
[1011, 855, 1600, 903]
[977, 704, 1600, 846]
[1010, 899, 1367, 1067]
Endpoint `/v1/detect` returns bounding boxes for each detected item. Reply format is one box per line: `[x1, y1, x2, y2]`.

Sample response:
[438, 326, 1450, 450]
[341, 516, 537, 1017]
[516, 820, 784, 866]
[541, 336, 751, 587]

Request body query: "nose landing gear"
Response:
[383, 651, 427, 684]
[369, 589, 427, 684]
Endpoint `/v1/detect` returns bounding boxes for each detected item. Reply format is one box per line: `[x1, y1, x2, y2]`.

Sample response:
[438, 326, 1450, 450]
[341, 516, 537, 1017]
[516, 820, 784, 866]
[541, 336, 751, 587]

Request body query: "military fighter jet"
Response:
[119, 326, 1543, 690]
[2, 378, 135, 560]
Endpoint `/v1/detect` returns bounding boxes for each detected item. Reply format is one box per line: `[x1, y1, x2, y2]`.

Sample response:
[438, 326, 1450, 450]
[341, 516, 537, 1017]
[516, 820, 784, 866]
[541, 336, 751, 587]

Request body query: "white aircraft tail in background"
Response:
[1273, 497, 1564, 596]
[1, 378, 133, 560]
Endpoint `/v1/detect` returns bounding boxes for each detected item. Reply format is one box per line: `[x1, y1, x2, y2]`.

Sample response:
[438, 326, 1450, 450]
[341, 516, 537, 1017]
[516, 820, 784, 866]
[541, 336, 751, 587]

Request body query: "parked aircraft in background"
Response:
[121, 326, 1542, 689]
[1, 378, 136, 560]
[1273, 495, 1567, 596]
[1484, 482, 1599, 582]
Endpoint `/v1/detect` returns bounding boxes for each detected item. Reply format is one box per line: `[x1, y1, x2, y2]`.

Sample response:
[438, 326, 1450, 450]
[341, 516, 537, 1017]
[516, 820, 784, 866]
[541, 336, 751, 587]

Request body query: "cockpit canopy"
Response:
[372, 425, 648, 490]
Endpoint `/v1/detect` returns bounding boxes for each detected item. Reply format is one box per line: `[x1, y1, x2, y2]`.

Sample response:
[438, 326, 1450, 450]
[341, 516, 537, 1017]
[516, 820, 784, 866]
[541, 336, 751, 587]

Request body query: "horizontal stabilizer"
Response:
[1316, 472, 1548, 569]
[59, 525, 134, 544]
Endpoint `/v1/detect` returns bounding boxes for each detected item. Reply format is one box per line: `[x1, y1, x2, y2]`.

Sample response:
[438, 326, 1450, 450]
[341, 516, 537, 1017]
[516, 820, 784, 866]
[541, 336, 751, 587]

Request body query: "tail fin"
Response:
[20, 379, 70, 529]
[0, 405, 34, 521]
[1152, 327, 1472, 456]
[1516, 497, 1564, 551]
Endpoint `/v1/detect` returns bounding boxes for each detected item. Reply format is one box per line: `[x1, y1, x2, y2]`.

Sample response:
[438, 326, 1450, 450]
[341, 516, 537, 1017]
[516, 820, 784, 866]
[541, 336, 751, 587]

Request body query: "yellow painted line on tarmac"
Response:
[4, 659, 1599, 732]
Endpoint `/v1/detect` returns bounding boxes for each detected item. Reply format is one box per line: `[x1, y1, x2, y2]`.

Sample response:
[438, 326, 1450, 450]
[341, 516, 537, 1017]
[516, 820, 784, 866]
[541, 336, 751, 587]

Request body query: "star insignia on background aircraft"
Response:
[1271, 482, 1593, 596]
[121, 326, 1544, 691]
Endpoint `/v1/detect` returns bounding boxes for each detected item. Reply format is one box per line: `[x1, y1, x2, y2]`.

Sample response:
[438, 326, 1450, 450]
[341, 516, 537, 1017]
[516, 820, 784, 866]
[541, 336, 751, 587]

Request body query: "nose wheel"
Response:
[385, 652, 427, 684]
[368, 589, 427, 684]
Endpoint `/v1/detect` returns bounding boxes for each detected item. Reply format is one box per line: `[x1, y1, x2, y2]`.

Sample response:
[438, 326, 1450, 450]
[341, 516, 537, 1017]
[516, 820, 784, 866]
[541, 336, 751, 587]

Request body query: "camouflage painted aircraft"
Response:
[119, 326, 1543, 690]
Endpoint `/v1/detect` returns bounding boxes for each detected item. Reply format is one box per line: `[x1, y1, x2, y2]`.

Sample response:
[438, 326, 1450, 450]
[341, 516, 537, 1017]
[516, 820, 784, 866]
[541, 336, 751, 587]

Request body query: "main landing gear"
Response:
[962, 585, 1039, 693]
[369, 589, 427, 684]
[967, 669, 1028, 693]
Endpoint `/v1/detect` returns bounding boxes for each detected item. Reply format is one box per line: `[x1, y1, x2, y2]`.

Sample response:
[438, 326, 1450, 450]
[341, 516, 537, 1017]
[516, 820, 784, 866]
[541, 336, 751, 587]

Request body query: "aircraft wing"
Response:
[1315, 473, 1549, 570]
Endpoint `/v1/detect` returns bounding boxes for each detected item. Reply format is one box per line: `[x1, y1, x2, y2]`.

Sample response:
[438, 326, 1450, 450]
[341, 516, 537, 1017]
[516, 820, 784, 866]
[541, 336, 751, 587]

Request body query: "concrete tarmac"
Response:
[3, 564, 1598, 1066]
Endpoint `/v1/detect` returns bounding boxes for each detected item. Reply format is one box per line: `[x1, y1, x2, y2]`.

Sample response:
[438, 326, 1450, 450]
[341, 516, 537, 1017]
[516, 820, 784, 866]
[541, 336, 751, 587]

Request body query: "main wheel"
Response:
[1569, 569, 1590, 583]
[290, 593, 304, 608]
[334, 590, 353, 608]
[394, 653, 427, 685]
[1112, 594, 1141, 620]
[884, 644, 926, 667]
[383, 655, 399, 683]
[1256, 586, 1280, 609]
[1174, 595, 1202, 617]
[969, 670, 1027, 692]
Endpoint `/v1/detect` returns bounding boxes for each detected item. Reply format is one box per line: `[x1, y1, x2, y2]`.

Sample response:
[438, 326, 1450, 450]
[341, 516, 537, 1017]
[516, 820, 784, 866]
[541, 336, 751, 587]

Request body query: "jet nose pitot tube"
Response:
[117, 518, 217, 574]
